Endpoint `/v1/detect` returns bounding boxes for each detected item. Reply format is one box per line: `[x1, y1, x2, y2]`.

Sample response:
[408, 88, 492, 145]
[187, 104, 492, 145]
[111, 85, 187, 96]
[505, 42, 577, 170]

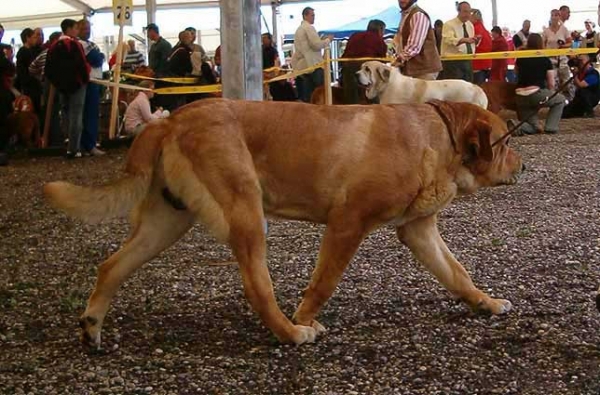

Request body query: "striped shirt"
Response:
[123, 50, 145, 72]
[397, 5, 431, 59]
[28, 48, 49, 80]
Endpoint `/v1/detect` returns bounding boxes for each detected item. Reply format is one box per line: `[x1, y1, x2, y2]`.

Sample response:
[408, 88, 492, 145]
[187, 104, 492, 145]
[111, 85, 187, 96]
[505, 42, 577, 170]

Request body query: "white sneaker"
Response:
[89, 147, 106, 156]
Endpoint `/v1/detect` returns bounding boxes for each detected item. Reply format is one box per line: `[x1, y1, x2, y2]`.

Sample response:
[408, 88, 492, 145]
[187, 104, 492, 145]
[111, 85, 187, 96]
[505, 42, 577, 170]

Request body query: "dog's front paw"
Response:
[289, 325, 318, 345]
[79, 315, 102, 350]
[477, 298, 512, 315]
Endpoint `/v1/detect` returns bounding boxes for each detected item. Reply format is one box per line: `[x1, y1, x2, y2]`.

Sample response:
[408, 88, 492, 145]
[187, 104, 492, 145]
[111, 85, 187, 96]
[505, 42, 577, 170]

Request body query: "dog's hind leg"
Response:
[79, 181, 194, 350]
[396, 215, 512, 315]
[293, 210, 369, 333]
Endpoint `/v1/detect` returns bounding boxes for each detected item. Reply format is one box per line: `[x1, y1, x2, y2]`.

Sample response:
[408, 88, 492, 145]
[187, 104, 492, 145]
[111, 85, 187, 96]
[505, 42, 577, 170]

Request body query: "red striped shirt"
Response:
[399, 9, 430, 59]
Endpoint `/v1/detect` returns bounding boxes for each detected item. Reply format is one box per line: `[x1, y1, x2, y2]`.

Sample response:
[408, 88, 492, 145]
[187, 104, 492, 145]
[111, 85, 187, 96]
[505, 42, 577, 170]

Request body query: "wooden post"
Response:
[220, 0, 262, 100]
[324, 46, 332, 105]
[108, 1, 127, 140]
[41, 84, 56, 148]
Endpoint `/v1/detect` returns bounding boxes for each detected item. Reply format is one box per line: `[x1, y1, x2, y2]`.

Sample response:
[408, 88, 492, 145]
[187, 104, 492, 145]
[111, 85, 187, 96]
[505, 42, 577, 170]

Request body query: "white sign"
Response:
[113, 0, 133, 26]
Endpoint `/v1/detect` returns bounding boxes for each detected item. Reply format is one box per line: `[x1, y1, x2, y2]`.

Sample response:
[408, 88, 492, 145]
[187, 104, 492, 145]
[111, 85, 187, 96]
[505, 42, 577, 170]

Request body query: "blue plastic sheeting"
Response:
[318, 7, 401, 40]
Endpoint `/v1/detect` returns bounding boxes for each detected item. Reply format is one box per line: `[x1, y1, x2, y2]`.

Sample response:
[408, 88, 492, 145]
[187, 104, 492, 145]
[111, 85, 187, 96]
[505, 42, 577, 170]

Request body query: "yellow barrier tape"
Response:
[121, 72, 199, 84]
[90, 78, 153, 92]
[440, 47, 598, 61]
[266, 62, 326, 83]
[153, 84, 222, 95]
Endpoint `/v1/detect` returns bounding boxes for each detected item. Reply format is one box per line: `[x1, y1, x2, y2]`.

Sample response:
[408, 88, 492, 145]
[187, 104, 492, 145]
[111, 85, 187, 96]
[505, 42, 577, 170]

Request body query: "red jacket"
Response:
[472, 21, 492, 71]
[490, 36, 509, 81]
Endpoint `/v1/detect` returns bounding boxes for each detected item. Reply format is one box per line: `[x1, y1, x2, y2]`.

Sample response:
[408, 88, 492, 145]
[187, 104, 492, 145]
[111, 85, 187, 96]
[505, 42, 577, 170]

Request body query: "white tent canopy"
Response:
[1, 0, 322, 29]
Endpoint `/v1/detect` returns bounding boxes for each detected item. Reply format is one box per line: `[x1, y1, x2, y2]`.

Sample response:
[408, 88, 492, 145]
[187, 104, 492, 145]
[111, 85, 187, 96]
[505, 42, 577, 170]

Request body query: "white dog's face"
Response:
[356, 61, 391, 100]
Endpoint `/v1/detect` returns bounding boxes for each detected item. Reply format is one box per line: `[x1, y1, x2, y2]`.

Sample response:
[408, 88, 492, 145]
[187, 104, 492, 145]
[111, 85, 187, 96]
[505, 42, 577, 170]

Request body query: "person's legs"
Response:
[413, 72, 439, 81]
[341, 65, 360, 104]
[305, 68, 324, 102]
[295, 76, 307, 102]
[543, 91, 566, 133]
[441, 61, 461, 79]
[515, 94, 542, 134]
[578, 88, 599, 116]
[66, 84, 87, 156]
[462, 61, 474, 83]
[81, 83, 101, 152]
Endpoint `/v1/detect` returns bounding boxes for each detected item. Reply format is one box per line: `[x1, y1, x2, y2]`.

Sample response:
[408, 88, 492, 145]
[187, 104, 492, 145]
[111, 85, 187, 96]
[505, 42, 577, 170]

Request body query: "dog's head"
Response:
[13, 96, 34, 113]
[356, 61, 391, 100]
[428, 100, 524, 194]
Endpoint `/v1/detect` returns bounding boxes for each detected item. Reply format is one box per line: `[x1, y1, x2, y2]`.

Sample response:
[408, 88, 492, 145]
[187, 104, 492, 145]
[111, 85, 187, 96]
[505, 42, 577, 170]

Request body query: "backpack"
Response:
[45, 38, 89, 94]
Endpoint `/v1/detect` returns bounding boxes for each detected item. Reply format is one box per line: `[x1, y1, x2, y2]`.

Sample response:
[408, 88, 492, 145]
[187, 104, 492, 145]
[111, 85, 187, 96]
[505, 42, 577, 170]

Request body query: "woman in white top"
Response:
[543, 9, 573, 98]
[124, 80, 169, 135]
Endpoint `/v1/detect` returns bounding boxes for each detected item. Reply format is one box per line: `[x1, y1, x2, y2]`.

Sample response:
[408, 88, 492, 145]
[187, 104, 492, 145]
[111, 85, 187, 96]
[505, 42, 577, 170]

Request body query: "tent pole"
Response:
[491, 0, 498, 27]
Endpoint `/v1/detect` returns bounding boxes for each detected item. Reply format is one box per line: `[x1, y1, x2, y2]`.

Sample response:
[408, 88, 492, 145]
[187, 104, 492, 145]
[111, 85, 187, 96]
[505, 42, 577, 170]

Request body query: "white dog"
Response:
[357, 61, 488, 109]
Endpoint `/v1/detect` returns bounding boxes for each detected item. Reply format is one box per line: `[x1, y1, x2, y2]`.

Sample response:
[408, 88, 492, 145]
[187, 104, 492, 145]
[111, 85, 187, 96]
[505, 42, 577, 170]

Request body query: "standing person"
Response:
[434, 20, 443, 54]
[490, 26, 508, 81]
[508, 33, 564, 135]
[262, 33, 296, 101]
[78, 19, 105, 156]
[543, 9, 572, 97]
[559, 5, 571, 26]
[29, 31, 62, 147]
[512, 20, 531, 50]
[184, 27, 209, 63]
[0, 40, 15, 165]
[146, 23, 172, 77]
[15, 28, 42, 113]
[44, 18, 90, 159]
[470, 9, 492, 84]
[291, 7, 333, 102]
[441, 1, 477, 82]
[122, 40, 145, 73]
[394, 0, 442, 80]
[583, 20, 597, 62]
[167, 30, 193, 77]
[32, 28, 44, 58]
[341, 20, 387, 104]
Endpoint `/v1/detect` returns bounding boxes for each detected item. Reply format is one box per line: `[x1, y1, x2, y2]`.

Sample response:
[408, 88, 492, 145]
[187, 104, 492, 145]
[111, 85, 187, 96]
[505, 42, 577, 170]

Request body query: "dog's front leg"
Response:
[293, 215, 368, 332]
[396, 215, 512, 315]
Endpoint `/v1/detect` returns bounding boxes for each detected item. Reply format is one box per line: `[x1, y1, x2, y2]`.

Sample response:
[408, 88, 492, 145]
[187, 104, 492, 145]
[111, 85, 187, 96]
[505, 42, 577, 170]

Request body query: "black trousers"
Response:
[562, 87, 600, 118]
[440, 60, 473, 83]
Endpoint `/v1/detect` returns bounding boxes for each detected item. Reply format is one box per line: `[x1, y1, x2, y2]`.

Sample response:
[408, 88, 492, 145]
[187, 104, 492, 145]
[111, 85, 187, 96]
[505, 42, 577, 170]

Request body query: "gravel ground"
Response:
[0, 115, 599, 395]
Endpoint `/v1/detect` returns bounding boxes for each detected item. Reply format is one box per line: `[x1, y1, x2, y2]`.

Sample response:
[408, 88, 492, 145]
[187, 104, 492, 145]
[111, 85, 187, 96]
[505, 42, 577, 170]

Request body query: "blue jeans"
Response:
[82, 83, 100, 152]
[60, 84, 87, 154]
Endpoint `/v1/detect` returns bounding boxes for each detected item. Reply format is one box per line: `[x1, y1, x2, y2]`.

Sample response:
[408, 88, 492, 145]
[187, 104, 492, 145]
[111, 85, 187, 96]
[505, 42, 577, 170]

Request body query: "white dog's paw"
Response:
[290, 325, 317, 345]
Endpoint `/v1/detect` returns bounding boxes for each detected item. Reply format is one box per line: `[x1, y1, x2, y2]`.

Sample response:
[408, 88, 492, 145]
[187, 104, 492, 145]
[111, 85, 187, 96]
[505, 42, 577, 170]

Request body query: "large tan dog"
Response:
[44, 99, 523, 349]
[357, 61, 488, 108]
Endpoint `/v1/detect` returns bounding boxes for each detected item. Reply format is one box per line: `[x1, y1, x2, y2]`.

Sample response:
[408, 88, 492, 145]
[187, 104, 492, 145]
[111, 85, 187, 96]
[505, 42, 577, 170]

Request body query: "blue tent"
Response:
[318, 7, 401, 40]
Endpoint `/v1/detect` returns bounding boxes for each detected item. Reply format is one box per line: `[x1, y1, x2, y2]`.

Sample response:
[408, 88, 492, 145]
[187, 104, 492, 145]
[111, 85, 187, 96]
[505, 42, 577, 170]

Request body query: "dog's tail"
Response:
[43, 123, 168, 224]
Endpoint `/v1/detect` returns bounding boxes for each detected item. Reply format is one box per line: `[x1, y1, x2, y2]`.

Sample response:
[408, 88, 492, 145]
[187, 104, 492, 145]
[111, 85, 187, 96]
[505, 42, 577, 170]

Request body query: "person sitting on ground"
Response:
[507, 33, 565, 135]
[123, 80, 169, 136]
[562, 53, 600, 118]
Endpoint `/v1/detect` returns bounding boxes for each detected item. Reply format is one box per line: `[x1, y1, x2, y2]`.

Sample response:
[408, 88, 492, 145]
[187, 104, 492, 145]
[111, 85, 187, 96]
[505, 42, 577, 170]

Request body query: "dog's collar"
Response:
[426, 102, 458, 154]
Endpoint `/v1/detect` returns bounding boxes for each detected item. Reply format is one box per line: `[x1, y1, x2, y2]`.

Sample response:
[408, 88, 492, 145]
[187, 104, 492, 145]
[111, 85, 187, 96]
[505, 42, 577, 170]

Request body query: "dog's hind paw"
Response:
[79, 315, 102, 350]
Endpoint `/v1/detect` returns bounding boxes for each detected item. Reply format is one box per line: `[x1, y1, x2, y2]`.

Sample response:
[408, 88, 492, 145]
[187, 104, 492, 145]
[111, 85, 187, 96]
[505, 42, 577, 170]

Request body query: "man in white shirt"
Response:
[440, 1, 477, 82]
[291, 7, 333, 102]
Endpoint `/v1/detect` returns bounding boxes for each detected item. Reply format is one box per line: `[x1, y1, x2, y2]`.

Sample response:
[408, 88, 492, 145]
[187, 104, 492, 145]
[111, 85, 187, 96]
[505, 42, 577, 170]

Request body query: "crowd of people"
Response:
[1, 0, 600, 165]
[324, 0, 600, 135]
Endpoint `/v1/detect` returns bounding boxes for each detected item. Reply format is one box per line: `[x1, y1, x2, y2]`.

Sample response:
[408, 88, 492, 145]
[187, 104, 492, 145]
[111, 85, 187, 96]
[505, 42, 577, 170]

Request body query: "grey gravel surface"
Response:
[0, 117, 599, 395]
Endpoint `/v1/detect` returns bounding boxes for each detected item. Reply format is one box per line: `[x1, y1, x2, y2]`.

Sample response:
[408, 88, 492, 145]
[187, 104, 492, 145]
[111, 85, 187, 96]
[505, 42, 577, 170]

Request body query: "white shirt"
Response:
[543, 25, 570, 49]
[124, 92, 162, 133]
[441, 17, 475, 56]
[291, 20, 331, 70]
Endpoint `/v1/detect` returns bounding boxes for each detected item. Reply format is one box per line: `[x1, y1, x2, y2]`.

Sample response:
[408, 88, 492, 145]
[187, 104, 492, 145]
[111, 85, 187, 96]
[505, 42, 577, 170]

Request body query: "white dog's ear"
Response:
[376, 66, 391, 83]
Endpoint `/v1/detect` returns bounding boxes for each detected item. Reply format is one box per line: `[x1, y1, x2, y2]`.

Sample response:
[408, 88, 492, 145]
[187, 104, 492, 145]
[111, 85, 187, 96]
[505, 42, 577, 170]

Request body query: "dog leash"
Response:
[491, 50, 600, 147]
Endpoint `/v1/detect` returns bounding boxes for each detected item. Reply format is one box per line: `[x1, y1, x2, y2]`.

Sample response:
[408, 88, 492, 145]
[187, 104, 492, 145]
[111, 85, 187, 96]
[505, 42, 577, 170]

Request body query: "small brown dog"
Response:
[310, 85, 369, 105]
[480, 81, 517, 114]
[7, 95, 40, 149]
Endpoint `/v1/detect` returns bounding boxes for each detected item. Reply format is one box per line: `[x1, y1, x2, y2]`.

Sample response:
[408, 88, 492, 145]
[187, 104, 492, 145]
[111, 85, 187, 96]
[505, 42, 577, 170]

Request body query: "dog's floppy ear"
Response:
[465, 119, 493, 162]
[428, 100, 493, 162]
[376, 65, 391, 83]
